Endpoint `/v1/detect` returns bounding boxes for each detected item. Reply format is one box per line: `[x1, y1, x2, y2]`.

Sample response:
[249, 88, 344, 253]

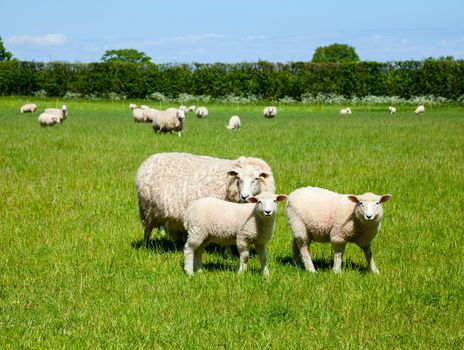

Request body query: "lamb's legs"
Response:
[298, 239, 316, 273]
[237, 241, 249, 274]
[332, 243, 346, 273]
[183, 242, 195, 276]
[362, 244, 380, 274]
[193, 241, 209, 273]
[255, 242, 269, 276]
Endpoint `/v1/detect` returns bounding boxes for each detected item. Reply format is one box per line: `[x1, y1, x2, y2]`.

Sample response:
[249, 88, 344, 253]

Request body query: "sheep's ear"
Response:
[347, 195, 359, 203]
[259, 171, 270, 179]
[247, 196, 258, 204]
[227, 170, 239, 176]
[276, 194, 287, 202]
[379, 194, 392, 203]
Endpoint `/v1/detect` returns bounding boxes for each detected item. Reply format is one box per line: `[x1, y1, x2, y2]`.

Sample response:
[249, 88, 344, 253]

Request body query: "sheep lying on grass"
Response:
[286, 186, 391, 274]
[415, 105, 425, 114]
[45, 105, 67, 121]
[340, 107, 352, 115]
[226, 115, 241, 131]
[263, 106, 277, 118]
[388, 106, 396, 114]
[20, 103, 37, 113]
[135, 152, 275, 247]
[38, 113, 61, 127]
[184, 192, 287, 276]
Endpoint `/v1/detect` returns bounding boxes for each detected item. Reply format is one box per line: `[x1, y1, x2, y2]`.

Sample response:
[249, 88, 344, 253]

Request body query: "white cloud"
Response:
[6, 34, 67, 46]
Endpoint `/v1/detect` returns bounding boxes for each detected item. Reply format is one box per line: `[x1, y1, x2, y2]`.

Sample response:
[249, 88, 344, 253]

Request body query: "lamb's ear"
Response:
[379, 194, 392, 203]
[247, 196, 258, 204]
[259, 171, 271, 179]
[276, 194, 287, 202]
[347, 195, 359, 203]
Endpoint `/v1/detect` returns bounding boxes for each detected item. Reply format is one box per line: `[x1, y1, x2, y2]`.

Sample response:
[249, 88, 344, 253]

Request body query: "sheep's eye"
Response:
[376, 202, 379, 205]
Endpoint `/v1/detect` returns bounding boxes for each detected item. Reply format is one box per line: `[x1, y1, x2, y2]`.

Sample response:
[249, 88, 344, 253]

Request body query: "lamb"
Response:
[38, 112, 61, 127]
[129, 103, 137, 111]
[135, 152, 275, 247]
[184, 192, 287, 276]
[152, 108, 185, 136]
[132, 108, 146, 123]
[286, 187, 391, 274]
[340, 107, 352, 115]
[415, 105, 425, 114]
[388, 106, 396, 114]
[20, 103, 37, 113]
[195, 106, 208, 119]
[226, 115, 241, 131]
[263, 106, 277, 118]
[44, 105, 68, 121]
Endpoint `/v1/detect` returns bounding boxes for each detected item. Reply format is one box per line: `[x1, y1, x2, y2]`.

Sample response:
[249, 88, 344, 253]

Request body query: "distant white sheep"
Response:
[143, 108, 159, 122]
[184, 192, 287, 276]
[188, 105, 196, 112]
[20, 103, 37, 113]
[226, 115, 241, 131]
[415, 105, 425, 114]
[132, 108, 146, 123]
[152, 109, 185, 136]
[38, 113, 61, 127]
[196, 107, 208, 119]
[45, 105, 68, 121]
[129, 103, 137, 111]
[340, 107, 352, 115]
[388, 106, 396, 114]
[141, 105, 150, 110]
[286, 186, 391, 273]
[263, 106, 277, 118]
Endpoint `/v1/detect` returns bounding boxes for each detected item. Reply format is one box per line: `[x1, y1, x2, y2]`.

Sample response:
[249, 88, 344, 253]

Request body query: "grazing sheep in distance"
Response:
[226, 115, 241, 131]
[132, 108, 146, 123]
[184, 192, 287, 276]
[188, 105, 196, 112]
[38, 113, 61, 127]
[44, 105, 68, 121]
[388, 106, 396, 114]
[263, 106, 277, 118]
[143, 107, 159, 122]
[20, 103, 37, 113]
[135, 152, 275, 247]
[286, 186, 391, 273]
[340, 107, 352, 115]
[129, 103, 137, 111]
[141, 105, 150, 110]
[196, 107, 208, 119]
[415, 105, 425, 114]
[152, 109, 185, 136]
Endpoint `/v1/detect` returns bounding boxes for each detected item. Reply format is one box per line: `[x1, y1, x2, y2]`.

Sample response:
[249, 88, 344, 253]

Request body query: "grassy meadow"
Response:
[1, 97, 463, 348]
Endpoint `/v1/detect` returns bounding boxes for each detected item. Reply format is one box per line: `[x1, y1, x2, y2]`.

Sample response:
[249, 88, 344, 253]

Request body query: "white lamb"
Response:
[226, 115, 241, 131]
[135, 152, 275, 247]
[129, 103, 137, 111]
[415, 105, 425, 114]
[340, 107, 352, 115]
[195, 106, 208, 119]
[286, 187, 391, 274]
[152, 108, 185, 136]
[20, 103, 37, 113]
[38, 113, 61, 127]
[45, 105, 68, 121]
[263, 106, 277, 118]
[184, 192, 287, 276]
[388, 106, 396, 114]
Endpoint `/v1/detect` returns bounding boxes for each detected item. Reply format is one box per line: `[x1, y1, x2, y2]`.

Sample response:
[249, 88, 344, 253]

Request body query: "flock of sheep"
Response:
[20, 103, 68, 126]
[340, 105, 425, 115]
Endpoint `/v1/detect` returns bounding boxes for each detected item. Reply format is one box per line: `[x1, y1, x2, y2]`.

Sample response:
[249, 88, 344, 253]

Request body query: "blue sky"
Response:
[1, 0, 463, 63]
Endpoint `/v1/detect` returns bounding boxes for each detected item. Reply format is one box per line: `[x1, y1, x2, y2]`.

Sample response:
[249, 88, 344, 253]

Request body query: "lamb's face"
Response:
[248, 192, 287, 217]
[348, 193, 392, 222]
[228, 167, 269, 202]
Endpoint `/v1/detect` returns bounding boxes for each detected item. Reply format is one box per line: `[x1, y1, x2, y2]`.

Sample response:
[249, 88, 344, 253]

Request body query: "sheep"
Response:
[179, 105, 188, 113]
[20, 103, 37, 113]
[415, 105, 425, 114]
[263, 106, 277, 118]
[340, 107, 352, 115]
[141, 105, 150, 110]
[132, 108, 146, 123]
[188, 105, 196, 112]
[184, 192, 287, 276]
[286, 186, 392, 274]
[44, 105, 68, 121]
[388, 106, 396, 114]
[129, 103, 137, 111]
[152, 108, 185, 136]
[38, 112, 61, 127]
[195, 106, 208, 119]
[226, 115, 241, 131]
[135, 152, 275, 247]
[143, 107, 159, 122]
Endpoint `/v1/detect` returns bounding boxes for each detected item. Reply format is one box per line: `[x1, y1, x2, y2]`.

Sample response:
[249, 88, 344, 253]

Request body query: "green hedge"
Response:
[1, 59, 463, 99]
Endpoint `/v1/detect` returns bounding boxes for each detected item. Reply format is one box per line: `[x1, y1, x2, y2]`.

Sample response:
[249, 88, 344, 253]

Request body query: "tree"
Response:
[0, 36, 13, 61]
[312, 43, 359, 63]
[101, 49, 151, 64]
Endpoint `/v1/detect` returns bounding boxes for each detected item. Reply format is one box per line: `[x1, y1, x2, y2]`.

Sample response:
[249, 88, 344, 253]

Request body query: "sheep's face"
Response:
[248, 192, 287, 218]
[228, 167, 271, 202]
[177, 109, 185, 120]
[348, 193, 392, 222]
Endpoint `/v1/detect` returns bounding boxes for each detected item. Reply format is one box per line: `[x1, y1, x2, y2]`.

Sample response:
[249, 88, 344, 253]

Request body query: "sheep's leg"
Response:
[194, 241, 209, 273]
[184, 240, 198, 276]
[255, 242, 269, 276]
[237, 241, 249, 274]
[177, 131, 181, 137]
[292, 238, 302, 267]
[362, 244, 380, 274]
[143, 228, 153, 248]
[332, 243, 346, 273]
[298, 239, 316, 273]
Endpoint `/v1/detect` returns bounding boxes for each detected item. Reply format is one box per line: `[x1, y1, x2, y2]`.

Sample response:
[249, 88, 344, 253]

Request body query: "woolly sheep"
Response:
[226, 115, 241, 131]
[179, 105, 188, 113]
[388, 106, 396, 114]
[135, 152, 275, 247]
[132, 108, 146, 123]
[184, 191, 287, 276]
[263, 106, 277, 118]
[129, 103, 137, 111]
[141, 105, 150, 110]
[188, 105, 196, 112]
[286, 187, 391, 274]
[415, 105, 425, 114]
[152, 108, 185, 136]
[195, 106, 208, 119]
[20, 103, 37, 113]
[45, 105, 68, 121]
[38, 112, 61, 127]
[143, 107, 159, 122]
[340, 107, 352, 115]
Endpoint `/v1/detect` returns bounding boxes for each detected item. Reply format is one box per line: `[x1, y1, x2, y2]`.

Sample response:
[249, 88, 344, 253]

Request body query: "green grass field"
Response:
[1, 97, 463, 348]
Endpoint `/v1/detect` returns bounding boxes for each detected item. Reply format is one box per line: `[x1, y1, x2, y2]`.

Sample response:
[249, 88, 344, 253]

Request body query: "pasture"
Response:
[1, 97, 463, 348]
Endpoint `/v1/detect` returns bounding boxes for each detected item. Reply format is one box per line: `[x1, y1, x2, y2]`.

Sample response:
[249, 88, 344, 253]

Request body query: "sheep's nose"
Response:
[366, 214, 373, 220]
[240, 194, 249, 201]
[264, 210, 271, 216]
